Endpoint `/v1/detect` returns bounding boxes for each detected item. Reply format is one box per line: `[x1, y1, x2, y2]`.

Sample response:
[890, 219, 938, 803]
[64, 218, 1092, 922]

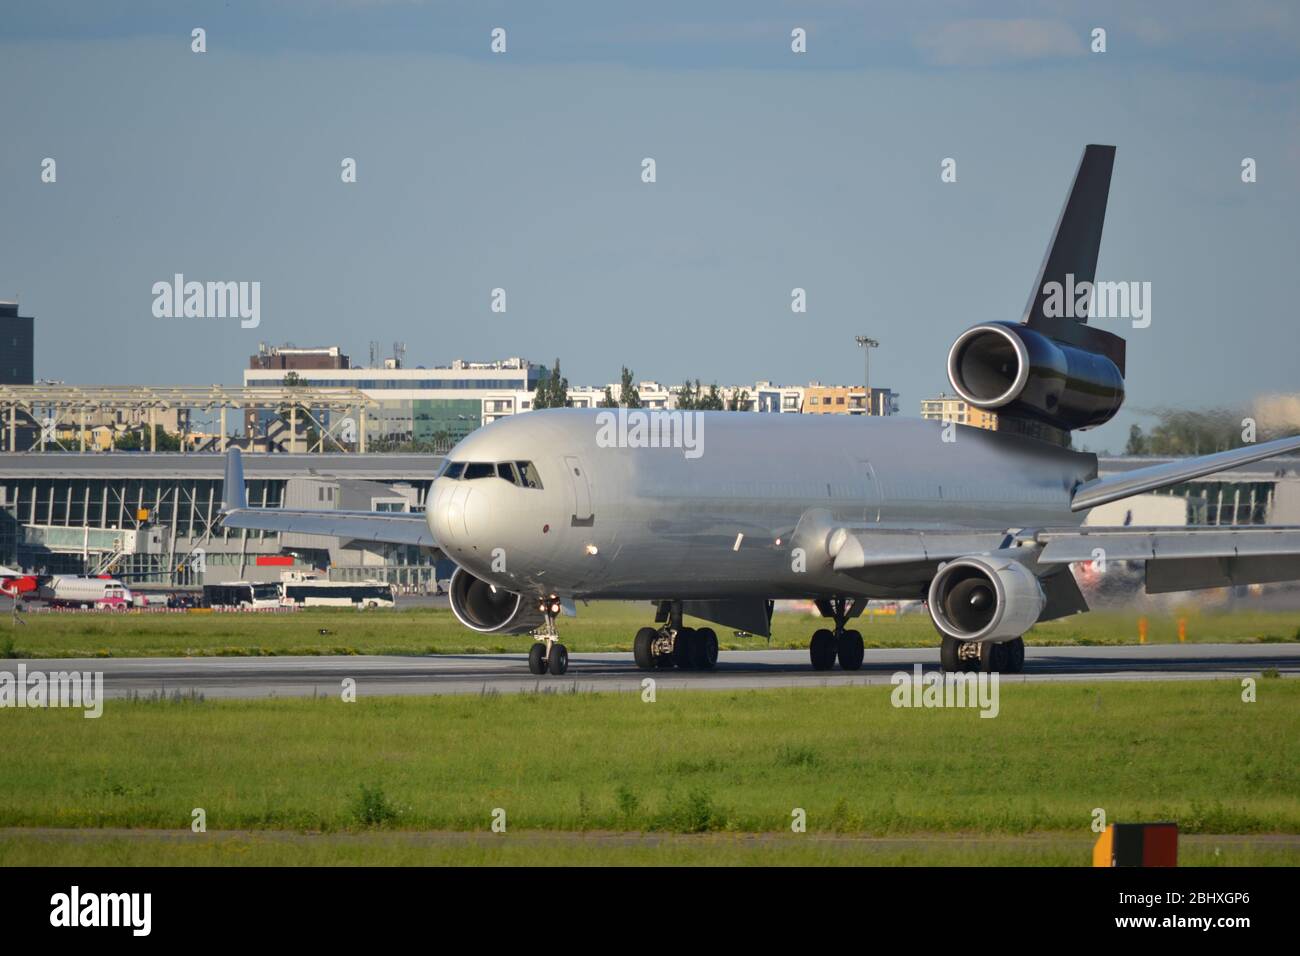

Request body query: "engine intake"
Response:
[448, 567, 544, 634]
[947, 321, 1124, 431]
[928, 553, 1046, 643]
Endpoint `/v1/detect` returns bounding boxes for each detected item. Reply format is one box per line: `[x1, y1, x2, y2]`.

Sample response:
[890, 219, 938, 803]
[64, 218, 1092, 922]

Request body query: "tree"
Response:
[597, 386, 617, 409]
[548, 358, 568, 408]
[618, 367, 641, 408]
[532, 367, 552, 410]
[676, 379, 699, 410]
[531, 358, 569, 409]
[114, 428, 181, 451]
[727, 388, 751, 412]
[698, 383, 725, 411]
[1125, 407, 1280, 456]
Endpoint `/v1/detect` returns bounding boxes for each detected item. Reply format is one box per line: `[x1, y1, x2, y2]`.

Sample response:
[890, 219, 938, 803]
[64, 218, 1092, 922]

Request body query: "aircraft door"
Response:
[861, 460, 882, 523]
[564, 455, 594, 527]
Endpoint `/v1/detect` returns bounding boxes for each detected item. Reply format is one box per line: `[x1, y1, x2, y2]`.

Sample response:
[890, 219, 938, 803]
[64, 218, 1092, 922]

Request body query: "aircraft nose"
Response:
[431, 481, 489, 547]
[431, 481, 464, 543]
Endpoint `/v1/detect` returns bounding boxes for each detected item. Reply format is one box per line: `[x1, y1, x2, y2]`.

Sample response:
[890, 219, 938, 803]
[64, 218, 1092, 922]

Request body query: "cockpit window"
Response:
[517, 461, 542, 489]
[440, 460, 542, 489]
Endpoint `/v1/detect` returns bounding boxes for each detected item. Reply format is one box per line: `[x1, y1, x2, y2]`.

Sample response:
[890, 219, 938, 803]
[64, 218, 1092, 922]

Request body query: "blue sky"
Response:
[2, 1, 1298, 451]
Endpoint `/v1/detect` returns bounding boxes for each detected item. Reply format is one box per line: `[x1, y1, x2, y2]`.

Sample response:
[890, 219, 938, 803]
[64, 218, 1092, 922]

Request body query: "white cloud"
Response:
[916, 18, 1084, 67]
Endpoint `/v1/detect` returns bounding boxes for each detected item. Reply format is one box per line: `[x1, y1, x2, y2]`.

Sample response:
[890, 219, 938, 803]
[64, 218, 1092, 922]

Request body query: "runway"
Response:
[10, 643, 1298, 700]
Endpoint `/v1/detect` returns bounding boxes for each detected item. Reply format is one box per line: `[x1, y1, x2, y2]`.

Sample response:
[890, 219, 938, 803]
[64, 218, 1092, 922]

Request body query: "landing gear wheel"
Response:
[695, 627, 719, 671]
[941, 635, 982, 673]
[528, 643, 547, 675]
[837, 629, 864, 671]
[809, 629, 837, 671]
[633, 627, 658, 671]
[673, 628, 697, 670]
[978, 641, 999, 673]
[1004, 637, 1025, 674]
[940, 635, 959, 672]
[547, 643, 569, 676]
[977, 638, 1025, 674]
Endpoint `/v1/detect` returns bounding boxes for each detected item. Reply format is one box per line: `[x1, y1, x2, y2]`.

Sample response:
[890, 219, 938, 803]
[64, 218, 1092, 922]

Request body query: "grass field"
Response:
[2, 602, 1297, 659]
[0, 679, 1296, 865]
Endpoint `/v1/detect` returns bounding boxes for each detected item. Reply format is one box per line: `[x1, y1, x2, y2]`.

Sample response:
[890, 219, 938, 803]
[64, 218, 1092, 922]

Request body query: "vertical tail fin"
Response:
[220, 447, 247, 512]
[1022, 144, 1116, 328]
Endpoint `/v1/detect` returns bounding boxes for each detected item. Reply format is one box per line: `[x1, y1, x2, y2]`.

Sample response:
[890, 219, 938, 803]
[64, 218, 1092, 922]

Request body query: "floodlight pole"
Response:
[855, 336, 879, 413]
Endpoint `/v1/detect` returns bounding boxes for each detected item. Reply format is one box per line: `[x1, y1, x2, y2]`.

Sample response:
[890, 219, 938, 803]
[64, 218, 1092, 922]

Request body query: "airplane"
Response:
[218, 144, 1300, 677]
[1, 566, 140, 609]
[0, 566, 40, 601]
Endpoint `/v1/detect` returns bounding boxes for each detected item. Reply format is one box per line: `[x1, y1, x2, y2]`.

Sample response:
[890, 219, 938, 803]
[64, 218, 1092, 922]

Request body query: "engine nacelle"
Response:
[947, 321, 1124, 431]
[928, 552, 1046, 643]
[448, 567, 545, 634]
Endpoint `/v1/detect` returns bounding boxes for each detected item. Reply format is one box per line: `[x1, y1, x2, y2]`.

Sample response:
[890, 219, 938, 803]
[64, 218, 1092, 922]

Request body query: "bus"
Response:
[280, 578, 396, 609]
[202, 582, 282, 609]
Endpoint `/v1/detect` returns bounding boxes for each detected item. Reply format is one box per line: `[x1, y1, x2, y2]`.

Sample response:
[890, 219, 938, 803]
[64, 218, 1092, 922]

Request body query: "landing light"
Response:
[585, 544, 598, 556]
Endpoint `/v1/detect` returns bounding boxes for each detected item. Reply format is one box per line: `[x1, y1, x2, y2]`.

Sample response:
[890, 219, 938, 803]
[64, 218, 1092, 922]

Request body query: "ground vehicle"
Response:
[202, 582, 283, 609]
[42, 575, 134, 609]
[280, 575, 396, 609]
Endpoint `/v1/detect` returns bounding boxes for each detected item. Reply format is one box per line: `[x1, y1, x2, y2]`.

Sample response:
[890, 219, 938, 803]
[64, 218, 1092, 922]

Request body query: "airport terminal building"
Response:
[0, 453, 446, 590]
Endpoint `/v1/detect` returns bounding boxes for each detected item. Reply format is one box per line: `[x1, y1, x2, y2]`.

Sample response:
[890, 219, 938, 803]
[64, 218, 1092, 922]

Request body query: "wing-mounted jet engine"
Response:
[448, 566, 579, 675]
[448, 567, 545, 635]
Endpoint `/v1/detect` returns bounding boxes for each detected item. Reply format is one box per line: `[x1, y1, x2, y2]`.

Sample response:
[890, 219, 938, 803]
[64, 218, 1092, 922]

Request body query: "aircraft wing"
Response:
[826, 522, 1300, 594]
[1029, 525, 1300, 593]
[217, 448, 437, 548]
[1071, 433, 1300, 511]
[828, 529, 1012, 572]
[219, 507, 436, 547]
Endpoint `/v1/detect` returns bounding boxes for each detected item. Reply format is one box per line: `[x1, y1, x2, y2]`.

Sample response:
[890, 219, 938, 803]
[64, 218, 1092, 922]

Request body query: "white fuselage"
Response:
[427, 409, 1095, 601]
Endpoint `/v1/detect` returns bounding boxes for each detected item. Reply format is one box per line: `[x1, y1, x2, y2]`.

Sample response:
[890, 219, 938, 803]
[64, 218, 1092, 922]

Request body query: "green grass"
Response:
[1, 603, 1296, 659]
[1, 680, 1296, 839]
[2, 830, 1295, 866]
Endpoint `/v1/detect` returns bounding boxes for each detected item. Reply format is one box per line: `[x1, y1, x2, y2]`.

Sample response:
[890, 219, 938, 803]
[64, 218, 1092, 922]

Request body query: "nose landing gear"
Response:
[528, 593, 570, 676]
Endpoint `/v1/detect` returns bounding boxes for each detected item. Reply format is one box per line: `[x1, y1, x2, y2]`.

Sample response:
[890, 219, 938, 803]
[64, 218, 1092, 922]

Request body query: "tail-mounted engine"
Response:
[947, 320, 1125, 432]
[946, 145, 1128, 442]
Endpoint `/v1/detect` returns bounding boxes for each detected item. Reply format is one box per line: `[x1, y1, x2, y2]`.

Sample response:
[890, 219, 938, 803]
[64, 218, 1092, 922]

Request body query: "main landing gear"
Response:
[806, 597, 866, 672]
[633, 601, 719, 672]
[939, 635, 1025, 674]
[528, 593, 570, 676]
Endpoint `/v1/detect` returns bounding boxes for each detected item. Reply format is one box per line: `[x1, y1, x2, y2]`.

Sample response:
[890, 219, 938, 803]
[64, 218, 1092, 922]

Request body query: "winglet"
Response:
[220, 447, 247, 512]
